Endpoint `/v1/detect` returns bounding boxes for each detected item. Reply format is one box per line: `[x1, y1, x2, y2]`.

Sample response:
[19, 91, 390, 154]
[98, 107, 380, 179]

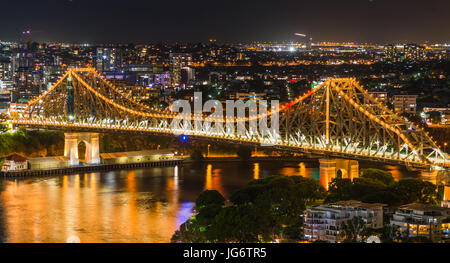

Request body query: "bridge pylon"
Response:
[64, 132, 101, 166]
[319, 158, 359, 190]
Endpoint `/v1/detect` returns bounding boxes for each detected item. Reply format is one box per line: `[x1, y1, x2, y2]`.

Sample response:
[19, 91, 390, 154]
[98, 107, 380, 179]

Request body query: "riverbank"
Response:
[0, 159, 184, 177]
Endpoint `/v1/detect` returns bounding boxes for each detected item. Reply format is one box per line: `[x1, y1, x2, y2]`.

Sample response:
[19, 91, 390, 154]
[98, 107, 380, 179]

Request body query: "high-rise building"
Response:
[0, 57, 12, 81]
[384, 44, 426, 62]
[404, 44, 426, 61]
[393, 94, 417, 114]
[96, 47, 123, 72]
[12, 68, 42, 102]
[180, 67, 195, 85]
[384, 44, 402, 62]
[169, 53, 193, 87]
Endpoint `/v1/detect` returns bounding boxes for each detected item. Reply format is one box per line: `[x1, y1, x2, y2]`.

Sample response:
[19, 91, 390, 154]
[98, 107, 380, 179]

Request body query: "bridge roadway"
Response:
[12, 119, 449, 170]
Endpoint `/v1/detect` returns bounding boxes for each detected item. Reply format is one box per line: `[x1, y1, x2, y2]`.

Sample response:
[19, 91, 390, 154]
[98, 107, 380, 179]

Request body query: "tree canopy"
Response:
[172, 175, 326, 243]
[325, 169, 441, 206]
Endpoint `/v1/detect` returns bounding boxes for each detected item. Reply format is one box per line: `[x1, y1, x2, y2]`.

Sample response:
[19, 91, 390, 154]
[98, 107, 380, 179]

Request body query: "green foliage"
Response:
[325, 178, 353, 203]
[378, 225, 403, 243]
[281, 218, 304, 241]
[0, 129, 64, 157]
[392, 178, 440, 205]
[195, 190, 225, 210]
[324, 171, 441, 206]
[360, 168, 395, 186]
[214, 204, 274, 243]
[236, 146, 252, 161]
[340, 216, 368, 243]
[172, 175, 325, 243]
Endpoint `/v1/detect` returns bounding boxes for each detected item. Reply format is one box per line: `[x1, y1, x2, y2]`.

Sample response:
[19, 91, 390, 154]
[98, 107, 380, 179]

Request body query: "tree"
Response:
[360, 168, 395, 186]
[393, 178, 440, 205]
[325, 178, 353, 203]
[340, 216, 368, 243]
[172, 190, 226, 243]
[350, 177, 389, 201]
[214, 204, 274, 243]
[427, 111, 442, 124]
[196, 190, 225, 210]
[175, 175, 326, 243]
[379, 225, 403, 243]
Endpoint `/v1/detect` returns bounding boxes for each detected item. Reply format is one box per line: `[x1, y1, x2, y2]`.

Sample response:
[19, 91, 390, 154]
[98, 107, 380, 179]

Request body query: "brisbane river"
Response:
[0, 160, 434, 243]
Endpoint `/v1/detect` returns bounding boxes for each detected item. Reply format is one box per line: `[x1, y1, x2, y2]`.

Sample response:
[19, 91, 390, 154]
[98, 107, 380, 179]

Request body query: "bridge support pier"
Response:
[319, 158, 359, 190]
[64, 132, 101, 166]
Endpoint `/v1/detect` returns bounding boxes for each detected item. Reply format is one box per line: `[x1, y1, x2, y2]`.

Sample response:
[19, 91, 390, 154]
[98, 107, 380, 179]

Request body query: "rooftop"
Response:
[5, 154, 27, 162]
[28, 156, 69, 163]
[331, 200, 387, 209]
[398, 203, 450, 213]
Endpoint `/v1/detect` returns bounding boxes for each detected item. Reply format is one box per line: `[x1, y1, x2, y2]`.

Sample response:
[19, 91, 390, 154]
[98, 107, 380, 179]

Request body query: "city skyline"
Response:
[0, 0, 449, 44]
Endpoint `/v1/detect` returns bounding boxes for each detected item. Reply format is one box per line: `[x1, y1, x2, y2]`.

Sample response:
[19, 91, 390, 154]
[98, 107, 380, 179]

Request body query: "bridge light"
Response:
[180, 135, 189, 142]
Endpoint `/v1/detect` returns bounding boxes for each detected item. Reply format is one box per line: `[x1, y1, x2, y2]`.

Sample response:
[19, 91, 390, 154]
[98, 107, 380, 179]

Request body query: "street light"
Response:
[207, 144, 210, 157]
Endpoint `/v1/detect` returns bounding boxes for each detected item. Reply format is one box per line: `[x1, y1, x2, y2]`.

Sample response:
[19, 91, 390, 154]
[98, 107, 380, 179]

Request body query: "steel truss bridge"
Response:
[11, 67, 449, 169]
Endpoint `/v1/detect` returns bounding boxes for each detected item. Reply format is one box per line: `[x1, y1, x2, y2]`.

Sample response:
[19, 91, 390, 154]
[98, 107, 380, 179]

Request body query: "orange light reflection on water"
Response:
[0, 171, 189, 243]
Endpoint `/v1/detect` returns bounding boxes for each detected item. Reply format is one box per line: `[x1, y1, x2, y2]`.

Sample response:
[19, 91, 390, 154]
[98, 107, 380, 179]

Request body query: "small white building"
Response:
[1, 154, 28, 172]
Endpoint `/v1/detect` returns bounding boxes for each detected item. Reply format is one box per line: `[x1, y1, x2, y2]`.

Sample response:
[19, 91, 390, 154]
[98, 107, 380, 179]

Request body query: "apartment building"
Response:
[390, 203, 450, 242]
[304, 200, 385, 243]
[393, 95, 417, 114]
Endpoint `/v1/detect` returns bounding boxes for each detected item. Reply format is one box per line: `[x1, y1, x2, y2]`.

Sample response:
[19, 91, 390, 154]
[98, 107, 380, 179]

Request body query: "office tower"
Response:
[96, 47, 123, 72]
[169, 53, 192, 87]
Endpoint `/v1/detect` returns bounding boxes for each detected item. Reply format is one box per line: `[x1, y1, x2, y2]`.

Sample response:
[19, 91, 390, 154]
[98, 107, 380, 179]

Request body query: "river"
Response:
[0, 160, 435, 243]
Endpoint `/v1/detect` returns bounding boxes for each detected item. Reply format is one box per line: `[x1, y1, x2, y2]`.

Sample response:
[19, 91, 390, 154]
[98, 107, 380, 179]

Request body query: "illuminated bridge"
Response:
[11, 67, 449, 169]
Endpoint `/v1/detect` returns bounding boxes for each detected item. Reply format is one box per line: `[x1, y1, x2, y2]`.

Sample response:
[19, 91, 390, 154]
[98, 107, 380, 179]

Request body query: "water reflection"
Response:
[0, 161, 432, 243]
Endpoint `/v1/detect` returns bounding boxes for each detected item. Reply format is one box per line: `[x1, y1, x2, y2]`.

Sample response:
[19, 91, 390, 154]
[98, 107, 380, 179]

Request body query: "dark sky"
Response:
[1, 0, 449, 44]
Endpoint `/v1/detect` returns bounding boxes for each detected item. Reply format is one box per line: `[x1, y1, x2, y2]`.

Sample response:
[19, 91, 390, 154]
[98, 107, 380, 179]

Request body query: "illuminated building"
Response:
[404, 44, 426, 61]
[393, 94, 417, 114]
[229, 92, 267, 101]
[1, 154, 28, 172]
[169, 53, 193, 87]
[96, 47, 123, 72]
[384, 44, 426, 62]
[368, 91, 388, 105]
[12, 67, 42, 102]
[423, 107, 450, 124]
[0, 57, 12, 80]
[28, 156, 70, 170]
[180, 67, 195, 85]
[390, 203, 450, 242]
[100, 150, 174, 165]
[138, 72, 170, 87]
[304, 201, 385, 243]
[8, 103, 28, 117]
[384, 44, 402, 62]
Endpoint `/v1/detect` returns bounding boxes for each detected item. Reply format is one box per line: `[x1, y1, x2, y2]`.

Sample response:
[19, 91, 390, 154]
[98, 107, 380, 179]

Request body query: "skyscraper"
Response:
[169, 53, 193, 87]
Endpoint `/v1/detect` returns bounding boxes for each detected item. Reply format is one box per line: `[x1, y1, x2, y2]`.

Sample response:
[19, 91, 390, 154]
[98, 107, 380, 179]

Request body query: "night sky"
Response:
[1, 0, 449, 44]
